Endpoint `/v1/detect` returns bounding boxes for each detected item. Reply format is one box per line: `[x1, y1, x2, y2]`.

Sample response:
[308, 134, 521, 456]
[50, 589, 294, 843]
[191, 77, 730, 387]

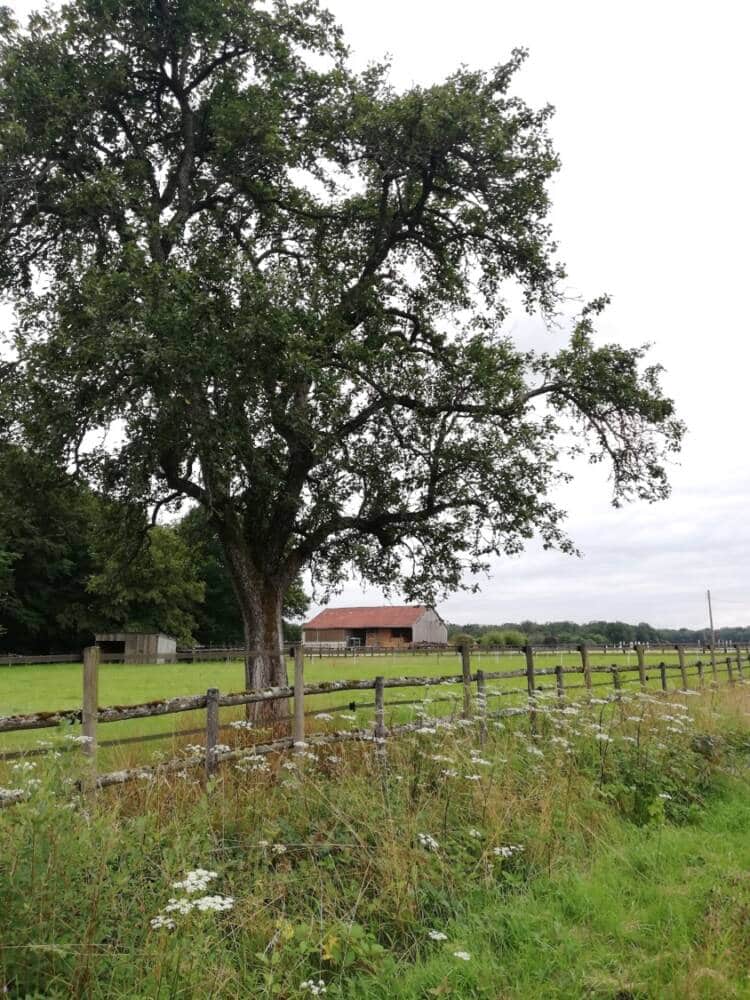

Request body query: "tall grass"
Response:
[2, 684, 750, 998]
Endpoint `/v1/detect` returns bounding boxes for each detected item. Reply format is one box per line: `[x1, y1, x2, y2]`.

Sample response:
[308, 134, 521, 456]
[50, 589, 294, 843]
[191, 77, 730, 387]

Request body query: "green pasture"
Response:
[0, 648, 717, 770]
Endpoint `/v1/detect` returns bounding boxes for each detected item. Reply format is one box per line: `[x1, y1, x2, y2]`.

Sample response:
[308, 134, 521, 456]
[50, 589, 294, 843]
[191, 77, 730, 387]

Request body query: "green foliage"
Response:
[0, 443, 98, 652]
[87, 519, 205, 645]
[176, 506, 309, 645]
[448, 618, 747, 645]
[0, 0, 683, 631]
[450, 632, 477, 648]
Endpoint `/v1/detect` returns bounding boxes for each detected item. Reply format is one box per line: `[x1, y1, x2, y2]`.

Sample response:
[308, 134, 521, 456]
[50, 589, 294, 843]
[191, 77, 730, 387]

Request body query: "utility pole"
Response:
[707, 589, 717, 649]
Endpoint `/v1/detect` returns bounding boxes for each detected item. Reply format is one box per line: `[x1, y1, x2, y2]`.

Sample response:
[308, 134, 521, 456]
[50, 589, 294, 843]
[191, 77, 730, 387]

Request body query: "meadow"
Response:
[0, 648, 698, 769]
[2, 677, 750, 998]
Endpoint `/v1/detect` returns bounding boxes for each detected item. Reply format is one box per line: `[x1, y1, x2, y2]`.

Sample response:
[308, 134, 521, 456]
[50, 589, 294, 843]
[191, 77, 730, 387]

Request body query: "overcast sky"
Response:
[317, 0, 750, 629]
[6, 0, 749, 629]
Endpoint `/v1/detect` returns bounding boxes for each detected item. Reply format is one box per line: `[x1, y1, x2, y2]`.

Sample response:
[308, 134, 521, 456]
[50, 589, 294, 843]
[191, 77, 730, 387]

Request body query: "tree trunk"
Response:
[217, 524, 291, 725]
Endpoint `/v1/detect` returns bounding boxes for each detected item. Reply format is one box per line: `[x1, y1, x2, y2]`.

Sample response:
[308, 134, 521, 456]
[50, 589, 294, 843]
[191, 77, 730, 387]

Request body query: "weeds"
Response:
[2, 685, 750, 997]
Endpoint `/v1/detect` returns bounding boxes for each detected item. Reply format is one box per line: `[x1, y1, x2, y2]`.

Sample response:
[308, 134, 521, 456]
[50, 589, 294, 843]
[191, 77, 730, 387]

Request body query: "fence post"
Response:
[726, 656, 734, 685]
[635, 645, 647, 688]
[476, 669, 487, 745]
[555, 664, 565, 700]
[578, 643, 592, 691]
[524, 645, 537, 732]
[710, 644, 718, 683]
[697, 659, 705, 687]
[461, 642, 473, 719]
[735, 644, 744, 680]
[659, 661, 667, 692]
[611, 664, 622, 695]
[374, 675, 386, 741]
[205, 687, 219, 780]
[82, 646, 99, 792]
[676, 646, 688, 690]
[294, 644, 306, 749]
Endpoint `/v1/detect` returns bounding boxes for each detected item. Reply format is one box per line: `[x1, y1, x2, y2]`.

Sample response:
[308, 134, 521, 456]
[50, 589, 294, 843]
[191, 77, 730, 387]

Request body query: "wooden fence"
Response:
[2, 641, 748, 667]
[1, 642, 749, 805]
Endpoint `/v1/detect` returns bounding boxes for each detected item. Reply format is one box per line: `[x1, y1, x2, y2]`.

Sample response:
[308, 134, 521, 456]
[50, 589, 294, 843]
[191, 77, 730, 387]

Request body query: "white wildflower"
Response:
[301, 980, 327, 996]
[229, 719, 254, 730]
[492, 844, 524, 858]
[428, 930, 448, 941]
[164, 897, 194, 915]
[172, 869, 218, 894]
[150, 914, 176, 930]
[453, 950, 471, 961]
[417, 833, 439, 851]
[192, 894, 234, 912]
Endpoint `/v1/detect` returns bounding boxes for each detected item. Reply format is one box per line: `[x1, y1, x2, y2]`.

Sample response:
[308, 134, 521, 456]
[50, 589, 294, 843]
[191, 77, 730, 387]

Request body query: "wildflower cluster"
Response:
[301, 979, 327, 995]
[150, 868, 234, 931]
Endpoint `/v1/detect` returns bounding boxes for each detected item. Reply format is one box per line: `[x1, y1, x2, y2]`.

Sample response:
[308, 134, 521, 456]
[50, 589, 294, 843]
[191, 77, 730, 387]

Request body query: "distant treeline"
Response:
[448, 621, 750, 647]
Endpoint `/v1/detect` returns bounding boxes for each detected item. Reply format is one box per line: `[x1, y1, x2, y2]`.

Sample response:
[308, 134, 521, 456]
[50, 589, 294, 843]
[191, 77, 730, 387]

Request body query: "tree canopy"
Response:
[0, 0, 683, 694]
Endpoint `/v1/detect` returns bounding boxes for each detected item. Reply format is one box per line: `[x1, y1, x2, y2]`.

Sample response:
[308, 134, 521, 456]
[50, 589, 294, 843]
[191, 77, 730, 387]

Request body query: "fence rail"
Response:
[2, 642, 749, 805]
[3, 640, 749, 668]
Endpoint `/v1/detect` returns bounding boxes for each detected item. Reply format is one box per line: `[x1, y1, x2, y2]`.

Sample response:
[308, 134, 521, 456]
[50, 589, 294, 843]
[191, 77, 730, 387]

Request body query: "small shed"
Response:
[302, 606, 447, 649]
[94, 631, 177, 664]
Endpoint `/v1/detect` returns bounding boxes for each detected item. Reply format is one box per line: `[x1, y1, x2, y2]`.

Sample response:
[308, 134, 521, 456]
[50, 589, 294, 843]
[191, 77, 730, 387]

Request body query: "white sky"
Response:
[6, 0, 749, 629]
[316, 0, 750, 629]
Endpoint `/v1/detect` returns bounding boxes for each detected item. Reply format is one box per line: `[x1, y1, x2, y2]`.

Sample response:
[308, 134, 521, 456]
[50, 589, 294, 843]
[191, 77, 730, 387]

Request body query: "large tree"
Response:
[0, 0, 683, 705]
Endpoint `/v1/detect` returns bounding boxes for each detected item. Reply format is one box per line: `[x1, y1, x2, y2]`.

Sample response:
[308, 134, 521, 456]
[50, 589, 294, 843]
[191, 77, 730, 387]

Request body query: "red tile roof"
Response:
[304, 606, 429, 630]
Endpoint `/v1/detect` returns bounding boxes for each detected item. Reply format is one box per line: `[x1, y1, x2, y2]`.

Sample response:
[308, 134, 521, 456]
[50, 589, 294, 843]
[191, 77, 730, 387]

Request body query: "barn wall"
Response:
[303, 628, 346, 643]
[412, 608, 448, 645]
[368, 628, 412, 648]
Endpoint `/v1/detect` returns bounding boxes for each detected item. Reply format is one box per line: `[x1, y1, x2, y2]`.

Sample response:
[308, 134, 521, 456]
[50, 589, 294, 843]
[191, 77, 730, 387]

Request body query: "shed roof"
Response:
[94, 631, 173, 642]
[304, 606, 429, 630]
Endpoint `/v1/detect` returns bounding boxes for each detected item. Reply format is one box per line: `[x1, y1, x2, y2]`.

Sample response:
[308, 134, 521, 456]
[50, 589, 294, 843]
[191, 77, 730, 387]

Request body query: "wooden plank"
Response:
[676, 646, 688, 689]
[82, 646, 99, 795]
[461, 643, 473, 719]
[294, 645, 305, 748]
[525, 644, 537, 732]
[659, 662, 668, 691]
[374, 676, 386, 741]
[611, 664, 622, 694]
[578, 643, 592, 691]
[635, 645, 647, 687]
[476, 669, 487, 744]
[205, 688, 219, 779]
[555, 664, 565, 699]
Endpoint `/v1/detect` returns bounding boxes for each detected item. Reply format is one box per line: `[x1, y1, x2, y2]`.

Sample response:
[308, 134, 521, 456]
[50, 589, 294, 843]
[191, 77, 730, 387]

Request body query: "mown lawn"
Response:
[2, 681, 750, 998]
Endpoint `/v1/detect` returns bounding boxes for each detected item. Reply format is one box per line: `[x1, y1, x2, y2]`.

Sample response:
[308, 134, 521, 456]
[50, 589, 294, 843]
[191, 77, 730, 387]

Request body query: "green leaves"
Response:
[0, 0, 683, 623]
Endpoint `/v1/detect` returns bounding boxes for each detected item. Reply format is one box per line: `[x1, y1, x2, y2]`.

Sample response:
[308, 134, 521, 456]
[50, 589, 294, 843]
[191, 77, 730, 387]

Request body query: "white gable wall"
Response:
[412, 607, 448, 645]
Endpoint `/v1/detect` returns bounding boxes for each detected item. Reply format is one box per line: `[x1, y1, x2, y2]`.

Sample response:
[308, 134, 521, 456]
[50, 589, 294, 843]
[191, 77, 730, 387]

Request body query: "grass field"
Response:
[0, 649, 711, 770]
[2, 679, 750, 997]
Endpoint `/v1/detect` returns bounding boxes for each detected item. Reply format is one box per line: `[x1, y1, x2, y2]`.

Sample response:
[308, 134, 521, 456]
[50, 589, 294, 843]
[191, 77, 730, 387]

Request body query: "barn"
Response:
[302, 606, 447, 649]
[94, 631, 177, 664]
